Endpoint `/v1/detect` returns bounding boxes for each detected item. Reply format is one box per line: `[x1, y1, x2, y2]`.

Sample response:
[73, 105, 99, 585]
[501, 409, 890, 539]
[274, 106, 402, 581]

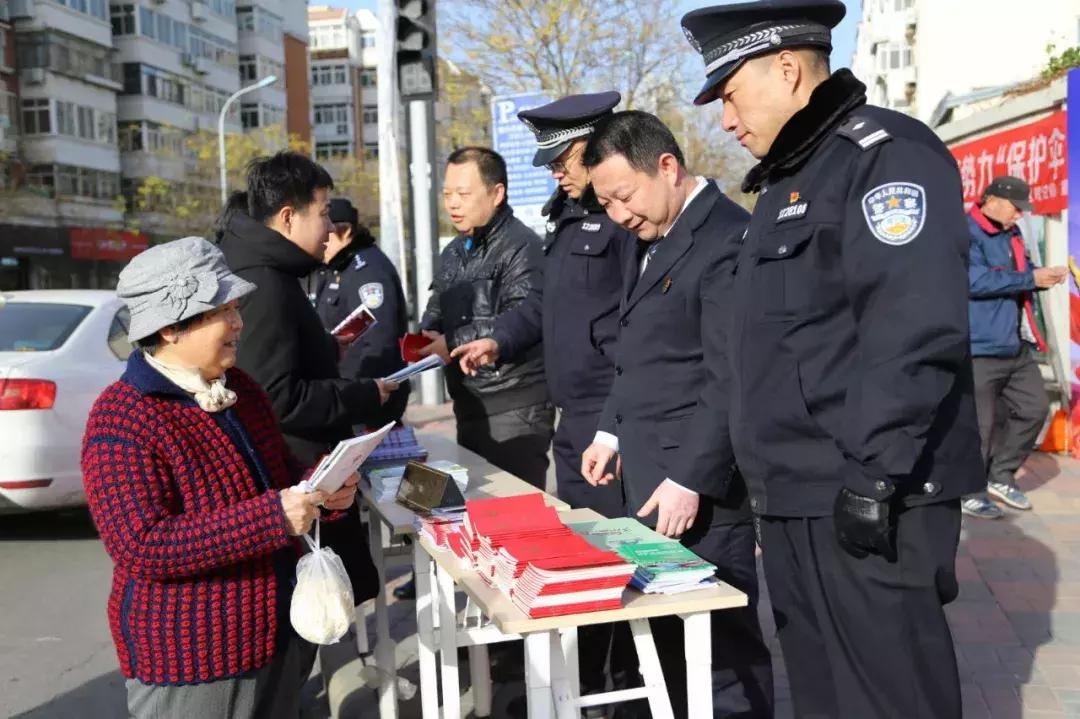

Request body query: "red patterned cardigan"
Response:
[81, 350, 307, 685]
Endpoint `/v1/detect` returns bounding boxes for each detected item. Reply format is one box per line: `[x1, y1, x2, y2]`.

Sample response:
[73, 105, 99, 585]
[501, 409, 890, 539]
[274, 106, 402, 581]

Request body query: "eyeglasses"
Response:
[546, 145, 584, 173]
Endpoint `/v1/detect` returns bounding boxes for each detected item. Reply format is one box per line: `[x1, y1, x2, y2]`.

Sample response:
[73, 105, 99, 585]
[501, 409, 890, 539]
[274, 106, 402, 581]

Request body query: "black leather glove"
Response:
[833, 487, 896, 561]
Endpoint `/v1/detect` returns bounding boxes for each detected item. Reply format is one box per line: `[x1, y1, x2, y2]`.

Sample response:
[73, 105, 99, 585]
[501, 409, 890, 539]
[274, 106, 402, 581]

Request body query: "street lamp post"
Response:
[218, 75, 278, 205]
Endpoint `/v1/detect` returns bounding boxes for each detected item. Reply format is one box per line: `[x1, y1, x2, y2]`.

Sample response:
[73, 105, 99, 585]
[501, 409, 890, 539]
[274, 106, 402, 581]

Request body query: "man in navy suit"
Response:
[580, 111, 772, 719]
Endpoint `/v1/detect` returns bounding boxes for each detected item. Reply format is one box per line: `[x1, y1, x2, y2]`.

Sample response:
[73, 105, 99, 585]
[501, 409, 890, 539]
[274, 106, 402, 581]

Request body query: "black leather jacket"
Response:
[421, 204, 549, 419]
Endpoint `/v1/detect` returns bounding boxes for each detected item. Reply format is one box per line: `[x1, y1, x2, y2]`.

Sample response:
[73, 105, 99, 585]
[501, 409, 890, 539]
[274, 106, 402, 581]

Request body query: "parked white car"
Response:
[0, 290, 132, 513]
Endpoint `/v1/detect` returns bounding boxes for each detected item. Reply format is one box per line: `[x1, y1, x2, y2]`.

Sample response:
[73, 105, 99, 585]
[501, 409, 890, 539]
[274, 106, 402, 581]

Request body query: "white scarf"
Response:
[144, 352, 238, 413]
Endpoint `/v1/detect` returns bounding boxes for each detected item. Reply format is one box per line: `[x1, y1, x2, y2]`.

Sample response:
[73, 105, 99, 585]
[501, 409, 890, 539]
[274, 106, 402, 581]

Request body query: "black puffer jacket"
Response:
[217, 210, 381, 465]
[421, 204, 548, 419]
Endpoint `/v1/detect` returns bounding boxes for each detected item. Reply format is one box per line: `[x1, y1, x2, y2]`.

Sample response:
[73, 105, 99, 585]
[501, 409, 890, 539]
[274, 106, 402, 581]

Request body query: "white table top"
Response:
[361, 430, 569, 536]
[420, 507, 748, 635]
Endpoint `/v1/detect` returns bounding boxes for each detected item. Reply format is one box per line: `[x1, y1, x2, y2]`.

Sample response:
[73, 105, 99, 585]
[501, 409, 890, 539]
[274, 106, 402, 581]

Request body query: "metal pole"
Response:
[409, 99, 442, 405]
[218, 75, 278, 206]
[376, 0, 408, 304]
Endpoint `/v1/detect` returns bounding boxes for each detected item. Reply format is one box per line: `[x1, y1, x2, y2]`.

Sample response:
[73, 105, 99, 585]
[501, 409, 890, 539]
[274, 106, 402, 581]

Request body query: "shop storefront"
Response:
[0, 225, 148, 292]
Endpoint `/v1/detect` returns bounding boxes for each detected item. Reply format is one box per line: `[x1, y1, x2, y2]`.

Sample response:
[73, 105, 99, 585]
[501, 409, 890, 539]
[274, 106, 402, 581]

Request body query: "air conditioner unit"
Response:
[181, 52, 195, 67]
[192, 57, 210, 75]
[20, 68, 46, 86]
[191, 3, 207, 22]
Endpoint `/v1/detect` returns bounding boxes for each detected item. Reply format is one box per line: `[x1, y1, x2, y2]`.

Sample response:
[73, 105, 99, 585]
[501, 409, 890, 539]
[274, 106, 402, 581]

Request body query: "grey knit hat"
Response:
[116, 236, 256, 342]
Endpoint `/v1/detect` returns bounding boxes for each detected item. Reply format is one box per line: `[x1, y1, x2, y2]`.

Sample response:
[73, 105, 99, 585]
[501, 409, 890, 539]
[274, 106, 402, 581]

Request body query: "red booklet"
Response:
[332, 304, 378, 344]
[400, 332, 429, 362]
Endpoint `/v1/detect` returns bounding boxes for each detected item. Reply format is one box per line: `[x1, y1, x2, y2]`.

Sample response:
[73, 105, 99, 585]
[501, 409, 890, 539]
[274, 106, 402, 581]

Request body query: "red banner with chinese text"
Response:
[69, 228, 149, 262]
[949, 111, 1067, 215]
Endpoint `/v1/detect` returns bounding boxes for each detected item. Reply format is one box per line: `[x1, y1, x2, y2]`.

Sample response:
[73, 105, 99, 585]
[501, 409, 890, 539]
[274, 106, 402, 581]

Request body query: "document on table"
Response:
[298, 421, 396, 495]
[382, 354, 445, 383]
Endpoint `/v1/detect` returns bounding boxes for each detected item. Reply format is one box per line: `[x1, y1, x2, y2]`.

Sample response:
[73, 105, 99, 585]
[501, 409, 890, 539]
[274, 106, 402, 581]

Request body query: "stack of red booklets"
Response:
[459, 494, 634, 618]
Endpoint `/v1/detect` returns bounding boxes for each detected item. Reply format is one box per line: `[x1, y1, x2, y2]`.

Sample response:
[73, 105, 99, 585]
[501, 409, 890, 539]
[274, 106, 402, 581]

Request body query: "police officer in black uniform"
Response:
[313, 197, 410, 425]
[450, 93, 634, 701]
[580, 111, 772, 719]
[677, 2, 984, 716]
[454, 92, 630, 518]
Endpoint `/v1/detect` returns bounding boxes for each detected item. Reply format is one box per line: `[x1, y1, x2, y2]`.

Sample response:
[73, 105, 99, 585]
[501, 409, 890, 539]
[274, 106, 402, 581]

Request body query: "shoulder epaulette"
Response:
[836, 115, 892, 151]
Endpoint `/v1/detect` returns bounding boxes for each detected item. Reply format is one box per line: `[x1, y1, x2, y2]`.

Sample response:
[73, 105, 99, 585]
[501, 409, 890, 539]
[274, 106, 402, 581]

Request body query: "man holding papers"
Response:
[578, 112, 772, 719]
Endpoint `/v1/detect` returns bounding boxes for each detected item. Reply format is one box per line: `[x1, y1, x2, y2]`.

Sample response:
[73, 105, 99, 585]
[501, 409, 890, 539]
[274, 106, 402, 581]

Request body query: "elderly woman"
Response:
[81, 237, 357, 718]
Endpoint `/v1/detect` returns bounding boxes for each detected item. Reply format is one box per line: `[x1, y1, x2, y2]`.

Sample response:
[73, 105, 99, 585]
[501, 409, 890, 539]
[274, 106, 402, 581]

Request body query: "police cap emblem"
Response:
[861, 182, 926, 246]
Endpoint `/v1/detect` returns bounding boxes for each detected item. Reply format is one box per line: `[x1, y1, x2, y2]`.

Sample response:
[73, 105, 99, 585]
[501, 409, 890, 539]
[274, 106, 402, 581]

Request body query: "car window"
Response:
[108, 307, 133, 361]
[0, 303, 92, 351]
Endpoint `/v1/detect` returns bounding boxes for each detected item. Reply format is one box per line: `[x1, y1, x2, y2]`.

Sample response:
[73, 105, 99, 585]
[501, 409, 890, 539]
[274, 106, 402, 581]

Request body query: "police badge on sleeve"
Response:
[861, 182, 926, 246]
[359, 282, 384, 309]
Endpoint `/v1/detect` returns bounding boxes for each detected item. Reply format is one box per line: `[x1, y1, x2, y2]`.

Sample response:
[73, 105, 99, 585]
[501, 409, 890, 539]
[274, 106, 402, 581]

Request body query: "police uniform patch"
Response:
[861, 182, 926, 246]
[546, 221, 557, 234]
[581, 222, 601, 232]
[353, 255, 367, 271]
[359, 282, 384, 309]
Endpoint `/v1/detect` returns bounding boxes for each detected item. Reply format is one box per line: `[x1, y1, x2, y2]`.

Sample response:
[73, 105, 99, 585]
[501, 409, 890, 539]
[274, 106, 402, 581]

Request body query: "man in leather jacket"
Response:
[419, 147, 553, 489]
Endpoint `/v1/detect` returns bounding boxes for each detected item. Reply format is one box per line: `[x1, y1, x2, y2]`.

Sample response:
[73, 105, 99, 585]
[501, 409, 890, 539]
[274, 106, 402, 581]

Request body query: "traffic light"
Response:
[396, 0, 436, 99]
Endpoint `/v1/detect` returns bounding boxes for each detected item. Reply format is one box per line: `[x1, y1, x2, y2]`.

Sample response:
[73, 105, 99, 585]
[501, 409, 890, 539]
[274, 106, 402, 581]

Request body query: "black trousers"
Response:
[971, 348, 1048, 491]
[615, 508, 773, 718]
[456, 401, 555, 490]
[759, 501, 963, 719]
[552, 410, 628, 694]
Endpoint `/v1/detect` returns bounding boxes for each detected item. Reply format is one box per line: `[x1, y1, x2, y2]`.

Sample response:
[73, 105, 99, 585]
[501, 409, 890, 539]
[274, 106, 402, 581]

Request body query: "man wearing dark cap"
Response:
[313, 197, 410, 426]
[964, 176, 1065, 519]
[449, 95, 633, 701]
[678, 1, 984, 716]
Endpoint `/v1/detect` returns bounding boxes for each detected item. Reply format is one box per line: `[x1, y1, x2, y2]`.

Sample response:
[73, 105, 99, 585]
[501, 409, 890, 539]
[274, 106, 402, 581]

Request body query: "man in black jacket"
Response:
[580, 112, 772, 719]
[313, 197, 410, 426]
[217, 151, 395, 603]
[419, 147, 553, 489]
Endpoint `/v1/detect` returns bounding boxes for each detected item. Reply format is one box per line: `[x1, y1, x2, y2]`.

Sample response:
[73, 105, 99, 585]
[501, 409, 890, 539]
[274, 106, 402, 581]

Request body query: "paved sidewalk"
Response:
[323, 409, 1080, 717]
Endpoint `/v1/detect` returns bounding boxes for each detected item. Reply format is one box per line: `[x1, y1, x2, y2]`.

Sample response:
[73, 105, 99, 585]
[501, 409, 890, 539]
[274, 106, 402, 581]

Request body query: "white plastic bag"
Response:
[290, 520, 355, 645]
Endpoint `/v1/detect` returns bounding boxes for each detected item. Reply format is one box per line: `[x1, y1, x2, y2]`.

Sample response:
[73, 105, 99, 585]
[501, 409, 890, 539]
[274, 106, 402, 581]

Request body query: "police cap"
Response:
[329, 197, 358, 226]
[518, 91, 621, 167]
[681, 0, 845, 106]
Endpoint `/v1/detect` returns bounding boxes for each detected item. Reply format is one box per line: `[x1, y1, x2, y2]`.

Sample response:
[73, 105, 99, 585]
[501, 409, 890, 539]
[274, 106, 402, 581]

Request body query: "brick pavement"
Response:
[327, 409, 1080, 717]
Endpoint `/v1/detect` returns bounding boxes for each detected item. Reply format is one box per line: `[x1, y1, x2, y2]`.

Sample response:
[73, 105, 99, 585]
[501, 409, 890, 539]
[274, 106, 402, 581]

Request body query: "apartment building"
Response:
[851, 0, 1080, 123]
[308, 5, 377, 161]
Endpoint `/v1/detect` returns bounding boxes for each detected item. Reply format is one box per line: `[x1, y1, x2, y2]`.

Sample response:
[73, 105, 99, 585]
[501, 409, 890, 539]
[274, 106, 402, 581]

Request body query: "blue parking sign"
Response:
[491, 93, 558, 236]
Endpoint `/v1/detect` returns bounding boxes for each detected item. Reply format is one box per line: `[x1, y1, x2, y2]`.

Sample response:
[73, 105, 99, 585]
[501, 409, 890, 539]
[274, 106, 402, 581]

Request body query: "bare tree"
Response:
[442, 0, 688, 109]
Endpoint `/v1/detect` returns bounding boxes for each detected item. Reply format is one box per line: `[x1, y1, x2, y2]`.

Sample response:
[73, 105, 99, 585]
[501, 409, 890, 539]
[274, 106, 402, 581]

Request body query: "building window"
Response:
[119, 121, 142, 151]
[875, 42, 912, 71]
[241, 103, 259, 129]
[236, 7, 254, 31]
[53, 0, 107, 20]
[97, 112, 116, 145]
[110, 4, 135, 35]
[77, 105, 94, 140]
[315, 141, 350, 160]
[21, 99, 50, 135]
[314, 103, 349, 133]
[312, 65, 334, 86]
[360, 70, 376, 87]
[26, 164, 55, 197]
[362, 106, 377, 124]
[56, 101, 76, 136]
[362, 32, 375, 49]
[239, 54, 256, 83]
